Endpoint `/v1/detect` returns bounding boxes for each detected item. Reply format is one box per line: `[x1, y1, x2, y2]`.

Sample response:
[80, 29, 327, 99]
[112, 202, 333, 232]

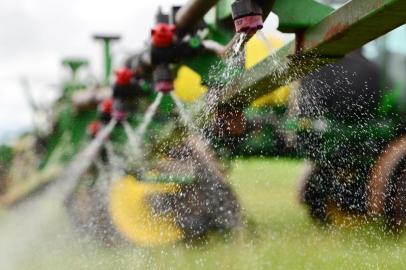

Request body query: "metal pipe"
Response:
[175, 0, 219, 36]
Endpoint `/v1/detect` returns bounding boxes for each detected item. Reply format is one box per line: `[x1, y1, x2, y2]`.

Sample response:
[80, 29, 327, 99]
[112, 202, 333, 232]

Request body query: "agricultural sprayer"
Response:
[0, 0, 405, 247]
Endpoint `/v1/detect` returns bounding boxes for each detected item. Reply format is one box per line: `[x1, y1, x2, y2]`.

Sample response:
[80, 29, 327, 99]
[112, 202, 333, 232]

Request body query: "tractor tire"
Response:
[298, 161, 315, 205]
[150, 135, 242, 239]
[298, 161, 367, 224]
[299, 163, 329, 223]
[64, 175, 121, 246]
[107, 135, 241, 247]
[367, 135, 406, 232]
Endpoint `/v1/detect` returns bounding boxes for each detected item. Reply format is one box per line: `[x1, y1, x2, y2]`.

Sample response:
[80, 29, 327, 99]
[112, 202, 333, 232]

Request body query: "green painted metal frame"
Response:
[273, 0, 334, 32]
[62, 58, 88, 87]
[217, 0, 406, 107]
[102, 40, 113, 85]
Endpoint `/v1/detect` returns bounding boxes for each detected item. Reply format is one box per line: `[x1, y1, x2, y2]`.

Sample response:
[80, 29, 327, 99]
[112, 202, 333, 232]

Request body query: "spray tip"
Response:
[112, 110, 128, 122]
[234, 15, 263, 36]
[155, 81, 174, 93]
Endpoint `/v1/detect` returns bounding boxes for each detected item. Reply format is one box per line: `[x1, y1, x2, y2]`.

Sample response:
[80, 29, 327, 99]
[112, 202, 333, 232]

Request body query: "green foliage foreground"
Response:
[5, 159, 406, 270]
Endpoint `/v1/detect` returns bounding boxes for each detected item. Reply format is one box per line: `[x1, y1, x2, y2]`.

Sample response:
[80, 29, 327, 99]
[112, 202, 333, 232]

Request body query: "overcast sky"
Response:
[0, 0, 284, 144]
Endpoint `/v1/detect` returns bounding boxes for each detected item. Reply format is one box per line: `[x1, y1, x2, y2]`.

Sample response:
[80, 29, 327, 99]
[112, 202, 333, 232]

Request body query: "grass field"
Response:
[3, 158, 406, 270]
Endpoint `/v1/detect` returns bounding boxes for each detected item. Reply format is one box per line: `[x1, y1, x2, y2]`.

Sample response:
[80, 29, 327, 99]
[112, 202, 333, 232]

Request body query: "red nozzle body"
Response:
[151, 23, 176, 48]
[115, 68, 133, 85]
[88, 120, 102, 138]
[99, 98, 113, 115]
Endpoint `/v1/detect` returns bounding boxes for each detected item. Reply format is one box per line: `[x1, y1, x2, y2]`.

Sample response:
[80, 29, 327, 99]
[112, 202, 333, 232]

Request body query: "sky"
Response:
[0, 0, 284, 144]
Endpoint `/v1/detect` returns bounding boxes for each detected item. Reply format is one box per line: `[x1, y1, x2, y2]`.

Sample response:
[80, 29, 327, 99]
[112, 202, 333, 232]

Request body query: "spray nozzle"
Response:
[231, 0, 263, 36]
[111, 99, 128, 122]
[153, 64, 174, 93]
[97, 98, 113, 124]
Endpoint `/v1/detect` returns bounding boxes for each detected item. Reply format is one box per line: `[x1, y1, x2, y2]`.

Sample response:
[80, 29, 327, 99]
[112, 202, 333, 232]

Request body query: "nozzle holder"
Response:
[231, 0, 263, 34]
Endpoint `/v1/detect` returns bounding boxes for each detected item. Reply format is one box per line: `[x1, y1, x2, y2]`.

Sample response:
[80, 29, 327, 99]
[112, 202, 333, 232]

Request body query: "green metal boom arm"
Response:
[218, 0, 406, 107]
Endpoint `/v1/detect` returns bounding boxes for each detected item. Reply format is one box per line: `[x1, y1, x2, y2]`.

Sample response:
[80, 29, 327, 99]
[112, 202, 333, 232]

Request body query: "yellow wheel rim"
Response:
[109, 175, 183, 247]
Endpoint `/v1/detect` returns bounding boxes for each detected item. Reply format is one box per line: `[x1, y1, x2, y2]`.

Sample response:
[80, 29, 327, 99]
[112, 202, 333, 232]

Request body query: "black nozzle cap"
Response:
[153, 64, 173, 82]
[231, 0, 263, 20]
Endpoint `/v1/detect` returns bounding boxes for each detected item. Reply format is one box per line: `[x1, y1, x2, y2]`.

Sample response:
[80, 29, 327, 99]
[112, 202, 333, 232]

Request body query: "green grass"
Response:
[4, 158, 406, 269]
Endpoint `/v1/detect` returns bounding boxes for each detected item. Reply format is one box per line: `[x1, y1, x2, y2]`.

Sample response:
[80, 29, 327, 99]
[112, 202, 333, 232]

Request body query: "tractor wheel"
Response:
[108, 136, 241, 247]
[367, 136, 406, 232]
[108, 173, 240, 247]
[298, 162, 361, 225]
[385, 158, 406, 232]
[298, 163, 329, 223]
[64, 174, 121, 245]
[298, 161, 315, 205]
[183, 135, 242, 233]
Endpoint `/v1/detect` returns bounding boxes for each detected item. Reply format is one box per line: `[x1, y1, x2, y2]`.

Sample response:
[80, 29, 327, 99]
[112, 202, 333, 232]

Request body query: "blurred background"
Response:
[0, 0, 288, 143]
[0, 0, 184, 142]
